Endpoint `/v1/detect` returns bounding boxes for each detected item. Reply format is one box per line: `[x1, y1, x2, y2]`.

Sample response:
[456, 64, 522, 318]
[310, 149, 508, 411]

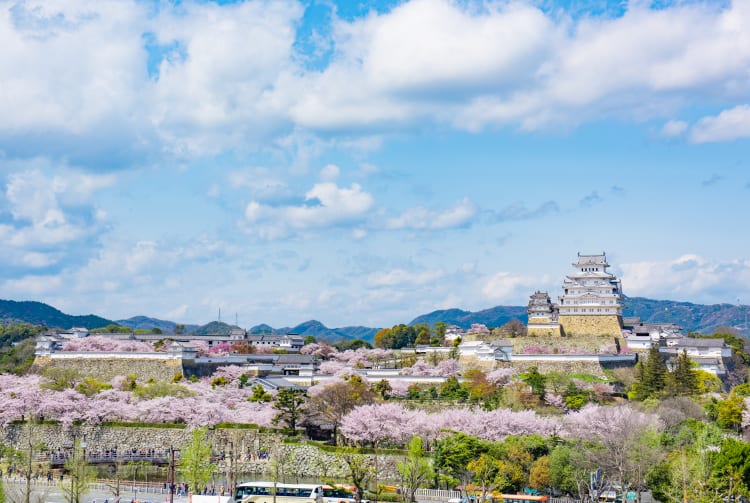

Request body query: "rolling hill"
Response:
[0, 300, 113, 330]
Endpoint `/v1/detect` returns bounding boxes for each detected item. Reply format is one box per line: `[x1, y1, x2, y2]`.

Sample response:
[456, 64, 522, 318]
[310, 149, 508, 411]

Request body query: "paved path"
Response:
[2, 479, 192, 503]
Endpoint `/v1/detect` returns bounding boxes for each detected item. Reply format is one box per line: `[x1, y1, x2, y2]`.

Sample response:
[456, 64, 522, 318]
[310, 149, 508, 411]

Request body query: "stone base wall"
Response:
[508, 359, 609, 377]
[526, 324, 563, 337]
[32, 356, 182, 382]
[558, 315, 623, 337]
[457, 355, 496, 371]
[510, 334, 621, 354]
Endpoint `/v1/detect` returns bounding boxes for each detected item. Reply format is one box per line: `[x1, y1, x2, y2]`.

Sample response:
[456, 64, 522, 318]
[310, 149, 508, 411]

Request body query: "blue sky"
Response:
[1, 0, 749, 328]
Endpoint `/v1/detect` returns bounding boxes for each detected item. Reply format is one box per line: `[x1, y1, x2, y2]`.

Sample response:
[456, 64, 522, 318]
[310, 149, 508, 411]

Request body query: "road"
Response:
[2, 479, 194, 503]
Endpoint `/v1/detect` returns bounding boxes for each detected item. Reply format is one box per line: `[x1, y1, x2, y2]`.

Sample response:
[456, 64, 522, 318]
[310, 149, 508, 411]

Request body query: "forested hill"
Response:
[0, 299, 113, 330]
[410, 306, 528, 329]
[622, 296, 750, 335]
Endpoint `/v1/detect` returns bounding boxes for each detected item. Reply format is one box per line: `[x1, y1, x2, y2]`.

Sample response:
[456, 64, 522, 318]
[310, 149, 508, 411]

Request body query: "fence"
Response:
[414, 489, 581, 503]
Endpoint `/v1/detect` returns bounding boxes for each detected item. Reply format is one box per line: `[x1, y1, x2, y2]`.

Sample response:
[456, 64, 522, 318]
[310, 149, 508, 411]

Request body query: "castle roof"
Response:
[573, 252, 609, 268]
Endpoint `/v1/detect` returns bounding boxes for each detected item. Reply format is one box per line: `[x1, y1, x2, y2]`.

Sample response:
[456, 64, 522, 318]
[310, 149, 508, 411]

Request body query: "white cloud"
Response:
[690, 105, 750, 143]
[385, 198, 477, 230]
[620, 254, 750, 303]
[148, 0, 302, 155]
[661, 120, 689, 138]
[482, 271, 540, 303]
[367, 268, 445, 288]
[227, 167, 289, 201]
[0, 168, 113, 267]
[284, 0, 750, 132]
[320, 164, 340, 181]
[243, 182, 374, 239]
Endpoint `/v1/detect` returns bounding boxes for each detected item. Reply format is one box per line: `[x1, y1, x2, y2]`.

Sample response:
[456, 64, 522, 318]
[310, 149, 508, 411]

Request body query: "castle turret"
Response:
[526, 291, 562, 336]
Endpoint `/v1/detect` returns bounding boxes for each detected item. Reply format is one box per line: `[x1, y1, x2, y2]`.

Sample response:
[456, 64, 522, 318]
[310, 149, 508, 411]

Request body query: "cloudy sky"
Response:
[1, 0, 750, 328]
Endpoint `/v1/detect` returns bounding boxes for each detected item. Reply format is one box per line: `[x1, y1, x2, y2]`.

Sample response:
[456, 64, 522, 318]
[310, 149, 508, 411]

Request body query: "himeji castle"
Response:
[527, 252, 624, 337]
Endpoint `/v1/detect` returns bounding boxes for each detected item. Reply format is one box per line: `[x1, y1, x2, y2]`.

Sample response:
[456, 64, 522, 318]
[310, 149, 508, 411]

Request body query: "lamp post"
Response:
[133, 464, 138, 503]
[168, 447, 178, 503]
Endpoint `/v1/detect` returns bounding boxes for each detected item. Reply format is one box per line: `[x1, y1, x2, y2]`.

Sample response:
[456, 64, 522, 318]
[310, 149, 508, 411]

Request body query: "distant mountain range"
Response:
[1, 296, 748, 344]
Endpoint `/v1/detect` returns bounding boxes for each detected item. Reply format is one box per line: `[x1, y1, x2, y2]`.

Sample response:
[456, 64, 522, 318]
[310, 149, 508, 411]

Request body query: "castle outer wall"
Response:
[32, 354, 183, 382]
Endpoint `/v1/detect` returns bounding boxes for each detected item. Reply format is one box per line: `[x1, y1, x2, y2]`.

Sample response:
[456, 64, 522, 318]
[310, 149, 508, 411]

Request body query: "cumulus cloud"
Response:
[384, 198, 477, 230]
[243, 182, 374, 239]
[284, 0, 750, 132]
[0, 167, 114, 273]
[660, 120, 688, 138]
[620, 254, 750, 304]
[320, 164, 341, 181]
[482, 271, 542, 303]
[690, 105, 750, 143]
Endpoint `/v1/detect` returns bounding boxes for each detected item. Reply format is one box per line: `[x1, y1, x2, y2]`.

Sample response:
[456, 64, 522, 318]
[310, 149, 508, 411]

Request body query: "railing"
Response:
[415, 488, 462, 500]
[39, 452, 178, 466]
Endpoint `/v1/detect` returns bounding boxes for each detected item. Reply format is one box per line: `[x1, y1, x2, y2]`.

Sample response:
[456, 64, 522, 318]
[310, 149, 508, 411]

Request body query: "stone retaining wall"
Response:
[557, 315, 622, 337]
[32, 356, 182, 383]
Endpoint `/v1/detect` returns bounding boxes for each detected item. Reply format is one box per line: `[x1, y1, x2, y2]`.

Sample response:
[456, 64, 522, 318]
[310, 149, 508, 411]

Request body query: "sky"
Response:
[1, 0, 750, 329]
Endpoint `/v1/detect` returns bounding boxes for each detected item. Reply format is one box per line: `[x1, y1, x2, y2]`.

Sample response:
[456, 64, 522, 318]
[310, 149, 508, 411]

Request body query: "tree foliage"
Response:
[397, 436, 433, 503]
[272, 388, 306, 434]
[61, 437, 96, 503]
[179, 427, 214, 495]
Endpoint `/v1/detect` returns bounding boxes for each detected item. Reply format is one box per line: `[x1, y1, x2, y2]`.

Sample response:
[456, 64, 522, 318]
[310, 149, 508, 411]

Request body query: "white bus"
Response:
[234, 482, 324, 503]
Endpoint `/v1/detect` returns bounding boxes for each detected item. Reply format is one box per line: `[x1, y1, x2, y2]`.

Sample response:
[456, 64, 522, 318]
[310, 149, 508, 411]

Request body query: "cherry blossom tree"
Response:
[61, 336, 153, 352]
[301, 342, 338, 358]
[318, 360, 347, 375]
[564, 404, 663, 496]
[487, 368, 517, 385]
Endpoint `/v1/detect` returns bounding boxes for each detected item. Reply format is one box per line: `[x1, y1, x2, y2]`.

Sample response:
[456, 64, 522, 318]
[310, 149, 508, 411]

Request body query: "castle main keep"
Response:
[527, 252, 624, 337]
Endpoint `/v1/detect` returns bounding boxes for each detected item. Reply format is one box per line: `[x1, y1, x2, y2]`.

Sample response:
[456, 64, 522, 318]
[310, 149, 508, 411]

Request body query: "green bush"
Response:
[132, 382, 194, 399]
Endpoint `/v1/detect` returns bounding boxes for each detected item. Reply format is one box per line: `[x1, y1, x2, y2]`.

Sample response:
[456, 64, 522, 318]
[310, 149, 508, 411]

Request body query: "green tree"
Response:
[666, 350, 698, 396]
[549, 444, 595, 501]
[179, 427, 213, 495]
[633, 344, 668, 400]
[397, 437, 433, 503]
[434, 433, 487, 488]
[272, 388, 307, 434]
[62, 437, 96, 503]
[715, 397, 744, 431]
[372, 379, 392, 400]
[339, 450, 374, 503]
[249, 384, 273, 402]
[520, 366, 546, 398]
[528, 455, 551, 491]
[439, 376, 468, 401]
[304, 335, 317, 345]
[433, 322, 447, 343]
[467, 453, 501, 500]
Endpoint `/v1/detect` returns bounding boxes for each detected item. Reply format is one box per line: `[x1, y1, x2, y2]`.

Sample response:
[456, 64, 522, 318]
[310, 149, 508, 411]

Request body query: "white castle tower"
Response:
[557, 252, 623, 336]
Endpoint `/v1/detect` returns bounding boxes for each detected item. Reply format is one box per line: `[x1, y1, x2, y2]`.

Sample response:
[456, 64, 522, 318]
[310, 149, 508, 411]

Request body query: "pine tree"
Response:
[637, 344, 668, 399]
[272, 388, 306, 434]
[667, 349, 698, 396]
